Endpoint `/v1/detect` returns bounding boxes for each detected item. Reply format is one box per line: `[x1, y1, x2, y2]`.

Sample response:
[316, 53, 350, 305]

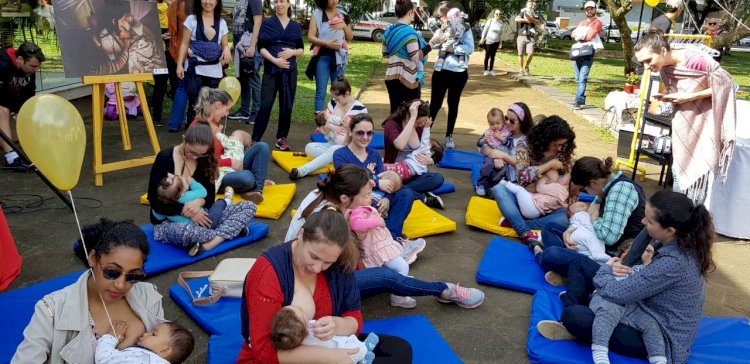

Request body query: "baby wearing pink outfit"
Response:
[312, 14, 349, 56]
[500, 169, 570, 219]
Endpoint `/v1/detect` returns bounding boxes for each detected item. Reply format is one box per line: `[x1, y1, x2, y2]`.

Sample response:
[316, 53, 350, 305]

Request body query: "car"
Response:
[545, 21, 559, 36]
[740, 37, 750, 47]
[599, 25, 622, 42]
[375, 10, 398, 24]
[557, 26, 576, 40]
[352, 13, 390, 42]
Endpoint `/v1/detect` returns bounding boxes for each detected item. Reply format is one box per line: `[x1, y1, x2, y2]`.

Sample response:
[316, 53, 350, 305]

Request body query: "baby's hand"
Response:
[108, 320, 129, 342]
[366, 163, 376, 172]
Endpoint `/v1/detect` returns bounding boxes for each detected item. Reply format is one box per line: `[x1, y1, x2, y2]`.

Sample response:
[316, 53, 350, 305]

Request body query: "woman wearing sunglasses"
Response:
[147, 122, 256, 255]
[14, 219, 167, 363]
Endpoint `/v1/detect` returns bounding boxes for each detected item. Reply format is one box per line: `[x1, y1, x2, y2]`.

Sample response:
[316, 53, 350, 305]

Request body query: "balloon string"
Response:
[68, 190, 119, 341]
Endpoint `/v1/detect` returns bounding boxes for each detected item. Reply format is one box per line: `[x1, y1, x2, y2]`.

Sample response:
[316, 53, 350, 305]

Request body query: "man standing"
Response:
[515, 0, 540, 76]
[570, 1, 602, 110]
[0, 42, 45, 170]
[650, 0, 683, 34]
[228, 0, 264, 124]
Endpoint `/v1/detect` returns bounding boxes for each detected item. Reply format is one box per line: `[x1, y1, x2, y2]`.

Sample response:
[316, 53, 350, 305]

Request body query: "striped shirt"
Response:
[593, 172, 639, 246]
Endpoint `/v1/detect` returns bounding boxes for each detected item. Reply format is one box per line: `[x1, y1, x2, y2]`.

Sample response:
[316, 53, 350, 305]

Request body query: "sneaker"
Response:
[483, 70, 490, 76]
[444, 135, 455, 149]
[390, 294, 417, 309]
[522, 231, 539, 243]
[528, 238, 544, 256]
[275, 138, 291, 151]
[437, 283, 485, 308]
[238, 226, 249, 237]
[399, 237, 426, 264]
[289, 168, 301, 180]
[498, 217, 512, 228]
[434, 63, 443, 72]
[422, 192, 444, 209]
[573, 102, 582, 110]
[475, 185, 486, 196]
[152, 121, 164, 127]
[224, 186, 235, 203]
[536, 320, 575, 340]
[228, 110, 251, 121]
[489, 70, 496, 76]
[4, 158, 33, 172]
[245, 119, 255, 125]
[188, 243, 204, 257]
[544, 271, 567, 286]
[241, 191, 265, 205]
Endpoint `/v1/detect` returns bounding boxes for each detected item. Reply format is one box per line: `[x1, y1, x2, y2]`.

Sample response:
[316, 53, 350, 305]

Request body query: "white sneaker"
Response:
[390, 295, 417, 309]
[399, 238, 427, 264]
[489, 70, 496, 76]
[445, 136, 455, 149]
[483, 70, 490, 76]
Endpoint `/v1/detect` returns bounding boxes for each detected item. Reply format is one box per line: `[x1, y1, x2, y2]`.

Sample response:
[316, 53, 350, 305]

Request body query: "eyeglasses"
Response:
[184, 147, 209, 158]
[354, 130, 374, 137]
[98, 262, 146, 284]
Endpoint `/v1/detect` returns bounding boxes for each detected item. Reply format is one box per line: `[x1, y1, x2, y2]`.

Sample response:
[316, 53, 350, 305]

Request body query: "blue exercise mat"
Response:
[170, 277, 242, 335]
[476, 237, 564, 294]
[317, 175, 455, 196]
[205, 315, 461, 364]
[311, 132, 385, 149]
[0, 271, 83, 363]
[436, 150, 483, 170]
[528, 290, 750, 364]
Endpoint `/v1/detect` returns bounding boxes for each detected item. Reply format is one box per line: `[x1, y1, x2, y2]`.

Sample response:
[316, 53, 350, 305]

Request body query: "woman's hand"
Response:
[493, 158, 505, 169]
[231, 158, 243, 171]
[327, 39, 342, 50]
[277, 48, 296, 60]
[274, 57, 291, 69]
[377, 174, 395, 193]
[329, 123, 348, 136]
[221, 46, 232, 65]
[331, 348, 362, 364]
[190, 209, 212, 228]
[330, 21, 347, 31]
[611, 259, 633, 277]
[408, 100, 421, 120]
[182, 199, 204, 217]
[416, 152, 434, 166]
[547, 159, 564, 171]
[377, 197, 390, 215]
[176, 64, 185, 79]
[563, 228, 578, 251]
[312, 316, 338, 341]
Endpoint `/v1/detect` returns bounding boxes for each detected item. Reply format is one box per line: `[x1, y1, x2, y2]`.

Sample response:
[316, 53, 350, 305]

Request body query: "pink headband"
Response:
[508, 104, 525, 121]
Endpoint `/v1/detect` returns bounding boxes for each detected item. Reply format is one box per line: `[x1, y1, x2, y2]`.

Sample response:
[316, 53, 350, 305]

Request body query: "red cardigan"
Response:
[237, 257, 363, 363]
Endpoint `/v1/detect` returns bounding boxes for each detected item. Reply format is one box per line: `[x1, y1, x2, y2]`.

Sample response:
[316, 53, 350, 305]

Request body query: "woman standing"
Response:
[13, 220, 166, 363]
[480, 9, 503, 76]
[383, 0, 432, 113]
[308, 0, 353, 115]
[175, 0, 231, 123]
[240, 209, 413, 362]
[252, 0, 304, 151]
[537, 191, 714, 364]
[428, 1, 474, 149]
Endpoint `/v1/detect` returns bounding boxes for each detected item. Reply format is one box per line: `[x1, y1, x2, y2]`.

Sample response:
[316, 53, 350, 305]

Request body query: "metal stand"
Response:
[0, 130, 73, 211]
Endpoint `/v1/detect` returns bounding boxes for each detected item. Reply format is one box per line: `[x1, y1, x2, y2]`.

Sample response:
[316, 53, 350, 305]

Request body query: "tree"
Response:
[601, 0, 636, 74]
[683, 0, 750, 52]
[303, 0, 382, 22]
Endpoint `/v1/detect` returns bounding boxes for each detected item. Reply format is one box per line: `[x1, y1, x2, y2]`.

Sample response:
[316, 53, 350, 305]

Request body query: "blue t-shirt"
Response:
[332, 146, 384, 174]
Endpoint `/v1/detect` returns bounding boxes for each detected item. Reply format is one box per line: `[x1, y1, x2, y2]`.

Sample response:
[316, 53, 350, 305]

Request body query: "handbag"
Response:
[569, 42, 595, 60]
[178, 258, 256, 306]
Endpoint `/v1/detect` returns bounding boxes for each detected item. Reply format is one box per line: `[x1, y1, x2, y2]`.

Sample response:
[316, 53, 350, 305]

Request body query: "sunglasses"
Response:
[708, 22, 716, 25]
[505, 116, 517, 124]
[354, 130, 374, 137]
[98, 262, 146, 284]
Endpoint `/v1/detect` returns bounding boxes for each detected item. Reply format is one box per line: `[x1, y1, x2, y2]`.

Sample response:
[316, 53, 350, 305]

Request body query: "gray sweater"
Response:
[481, 18, 503, 44]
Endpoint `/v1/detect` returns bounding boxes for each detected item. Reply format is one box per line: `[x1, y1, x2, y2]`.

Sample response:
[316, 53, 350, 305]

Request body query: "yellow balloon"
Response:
[17, 95, 86, 191]
[645, 0, 659, 7]
[219, 76, 241, 105]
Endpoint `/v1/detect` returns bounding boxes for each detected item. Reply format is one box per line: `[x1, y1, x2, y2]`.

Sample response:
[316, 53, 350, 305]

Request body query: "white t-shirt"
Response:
[184, 15, 228, 78]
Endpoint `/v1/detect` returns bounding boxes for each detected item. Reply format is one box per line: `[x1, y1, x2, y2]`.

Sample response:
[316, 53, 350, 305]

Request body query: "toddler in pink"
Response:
[500, 168, 570, 220]
[312, 14, 349, 56]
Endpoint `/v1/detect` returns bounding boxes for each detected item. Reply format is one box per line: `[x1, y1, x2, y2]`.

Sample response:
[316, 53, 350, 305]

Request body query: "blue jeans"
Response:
[238, 54, 262, 120]
[354, 267, 448, 299]
[218, 142, 270, 193]
[383, 187, 416, 240]
[561, 305, 648, 359]
[491, 183, 568, 237]
[404, 172, 444, 200]
[314, 54, 345, 112]
[535, 223, 590, 275]
[168, 77, 189, 130]
[573, 56, 594, 105]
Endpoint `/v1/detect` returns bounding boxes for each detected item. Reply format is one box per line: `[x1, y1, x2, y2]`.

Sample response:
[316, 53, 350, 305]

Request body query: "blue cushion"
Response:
[528, 290, 750, 364]
[170, 278, 242, 335]
[311, 132, 385, 149]
[432, 182, 456, 195]
[206, 315, 461, 364]
[436, 149, 484, 170]
[476, 237, 564, 294]
[0, 271, 84, 363]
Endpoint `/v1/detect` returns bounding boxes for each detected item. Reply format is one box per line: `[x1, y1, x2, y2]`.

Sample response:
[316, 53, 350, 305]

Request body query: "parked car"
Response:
[375, 10, 398, 24]
[599, 25, 622, 42]
[557, 26, 576, 40]
[739, 37, 750, 46]
[545, 21, 559, 36]
[352, 13, 390, 42]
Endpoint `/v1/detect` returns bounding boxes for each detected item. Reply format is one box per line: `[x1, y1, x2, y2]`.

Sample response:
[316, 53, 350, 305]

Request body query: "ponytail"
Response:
[684, 204, 715, 275]
[193, 87, 232, 122]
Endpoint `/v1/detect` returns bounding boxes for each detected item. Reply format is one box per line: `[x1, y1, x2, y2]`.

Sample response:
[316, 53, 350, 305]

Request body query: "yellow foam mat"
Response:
[139, 183, 296, 220]
[465, 196, 539, 238]
[271, 151, 333, 175]
[402, 200, 456, 239]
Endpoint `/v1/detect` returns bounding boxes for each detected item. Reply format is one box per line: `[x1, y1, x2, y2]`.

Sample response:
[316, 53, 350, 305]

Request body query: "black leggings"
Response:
[385, 79, 421, 114]
[429, 70, 468, 137]
[483, 42, 500, 71]
[561, 305, 648, 359]
[252, 71, 297, 141]
[358, 333, 412, 363]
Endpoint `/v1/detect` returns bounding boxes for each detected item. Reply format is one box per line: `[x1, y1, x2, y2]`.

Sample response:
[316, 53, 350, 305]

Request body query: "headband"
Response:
[508, 104, 525, 122]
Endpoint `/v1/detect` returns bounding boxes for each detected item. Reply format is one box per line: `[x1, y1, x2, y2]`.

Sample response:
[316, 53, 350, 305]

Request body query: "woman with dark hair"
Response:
[383, 0, 432, 113]
[428, 1, 474, 149]
[252, 0, 304, 151]
[537, 191, 715, 364]
[13, 220, 165, 363]
[308, 0, 353, 115]
[240, 209, 414, 362]
[286, 165, 485, 310]
[490, 115, 576, 243]
[147, 122, 256, 255]
[175, 0, 231, 123]
[478, 102, 534, 193]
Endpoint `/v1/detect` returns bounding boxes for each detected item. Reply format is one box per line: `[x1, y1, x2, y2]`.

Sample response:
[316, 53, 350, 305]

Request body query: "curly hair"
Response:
[527, 115, 576, 171]
[383, 99, 430, 127]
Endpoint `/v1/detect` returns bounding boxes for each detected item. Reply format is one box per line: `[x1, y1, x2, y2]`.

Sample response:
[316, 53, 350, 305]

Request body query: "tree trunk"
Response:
[601, 0, 635, 74]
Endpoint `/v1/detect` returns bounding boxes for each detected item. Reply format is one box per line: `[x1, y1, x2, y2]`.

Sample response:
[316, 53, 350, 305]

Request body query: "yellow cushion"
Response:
[138, 183, 296, 220]
[402, 200, 456, 239]
[465, 196, 540, 238]
[272, 151, 333, 175]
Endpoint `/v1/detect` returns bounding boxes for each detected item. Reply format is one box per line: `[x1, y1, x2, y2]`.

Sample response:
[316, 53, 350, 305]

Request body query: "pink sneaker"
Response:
[522, 231, 539, 243]
[436, 283, 485, 308]
[275, 138, 291, 151]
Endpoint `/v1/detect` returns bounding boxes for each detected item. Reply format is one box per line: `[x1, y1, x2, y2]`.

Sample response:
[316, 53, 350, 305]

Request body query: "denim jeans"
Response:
[168, 77, 189, 130]
[383, 187, 416, 240]
[218, 142, 270, 193]
[535, 223, 592, 275]
[354, 266, 448, 299]
[561, 305, 648, 359]
[404, 172, 444, 201]
[238, 54, 262, 120]
[314, 54, 345, 113]
[491, 183, 568, 237]
[573, 56, 594, 105]
[298, 142, 343, 177]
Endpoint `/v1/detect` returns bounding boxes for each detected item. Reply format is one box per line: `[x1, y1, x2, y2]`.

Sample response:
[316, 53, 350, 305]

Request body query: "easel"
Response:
[82, 74, 161, 186]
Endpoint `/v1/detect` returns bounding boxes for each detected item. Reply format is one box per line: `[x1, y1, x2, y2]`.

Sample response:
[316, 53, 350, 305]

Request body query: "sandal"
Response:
[188, 243, 204, 257]
[292, 152, 307, 157]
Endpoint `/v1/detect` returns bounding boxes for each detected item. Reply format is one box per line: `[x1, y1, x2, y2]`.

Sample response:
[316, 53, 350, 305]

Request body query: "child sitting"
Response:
[476, 108, 513, 196]
[384, 127, 445, 182]
[370, 170, 402, 206]
[345, 181, 427, 309]
[566, 201, 610, 264]
[588, 243, 663, 364]
[434, 8, 466, 71]
[95, 321, 194, 364]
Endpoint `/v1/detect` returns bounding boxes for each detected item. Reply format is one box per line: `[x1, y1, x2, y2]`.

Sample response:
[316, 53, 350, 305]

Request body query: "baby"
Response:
[589, 242, 662, 364]
[434, 8, 466, 71]
[476, 108, 513, 196]
[311, 8, 350, 57]
[315, 109, 348, 146]
[384, 128, 445, 182]
[215, 129, 253, 190]
[566, 202, 610, 264]
[370, 170, 403, 205]
[95, 321, 194, 364]
[499, 168, 570, 241]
